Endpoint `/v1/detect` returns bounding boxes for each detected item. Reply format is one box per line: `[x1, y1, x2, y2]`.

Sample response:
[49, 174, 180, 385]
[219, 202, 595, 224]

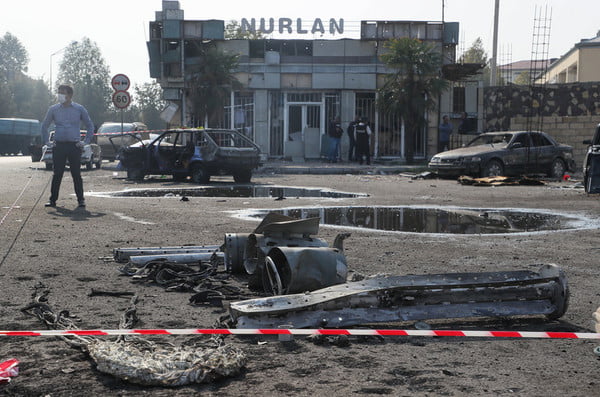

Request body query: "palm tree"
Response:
[378, 38, 449, 163]
[187, 45, 241, 127]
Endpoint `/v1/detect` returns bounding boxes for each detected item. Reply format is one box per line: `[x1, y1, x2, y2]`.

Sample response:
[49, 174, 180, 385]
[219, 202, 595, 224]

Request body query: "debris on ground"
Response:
[410, 171, 437, 180]
[228, 264, 569, 329]
[21, 287, 247, 387]
[113, 212, 350, 297]
[0, 358, 19, 383]
[458, 175, 546, 186]
[593, 306, 600, 333]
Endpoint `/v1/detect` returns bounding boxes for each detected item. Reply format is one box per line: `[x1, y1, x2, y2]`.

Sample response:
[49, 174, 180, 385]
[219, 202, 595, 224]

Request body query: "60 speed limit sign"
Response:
[112, 90, 131, 109]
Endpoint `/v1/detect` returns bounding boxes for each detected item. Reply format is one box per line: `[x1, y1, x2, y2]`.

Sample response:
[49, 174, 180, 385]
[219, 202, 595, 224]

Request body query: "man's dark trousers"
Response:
[50, 142, 84, 203]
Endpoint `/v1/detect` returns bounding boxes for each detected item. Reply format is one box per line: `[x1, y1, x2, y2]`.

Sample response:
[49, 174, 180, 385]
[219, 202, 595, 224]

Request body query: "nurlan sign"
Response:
[241, 18, 344, 35]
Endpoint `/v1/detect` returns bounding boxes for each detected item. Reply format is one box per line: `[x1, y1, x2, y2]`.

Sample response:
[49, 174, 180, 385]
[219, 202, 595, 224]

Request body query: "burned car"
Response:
[582, 123, 600, 193]
[428, 131, 575, 178]
[118, 128, 261, 183]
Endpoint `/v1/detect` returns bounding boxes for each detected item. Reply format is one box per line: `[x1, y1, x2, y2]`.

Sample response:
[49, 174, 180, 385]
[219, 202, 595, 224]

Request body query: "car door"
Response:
[504, 132, 533, 175]
[530, 132, 555, 173]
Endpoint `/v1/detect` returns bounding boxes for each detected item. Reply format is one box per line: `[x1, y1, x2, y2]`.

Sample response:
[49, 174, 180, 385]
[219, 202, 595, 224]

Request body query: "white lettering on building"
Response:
[241, 18, 344, 35]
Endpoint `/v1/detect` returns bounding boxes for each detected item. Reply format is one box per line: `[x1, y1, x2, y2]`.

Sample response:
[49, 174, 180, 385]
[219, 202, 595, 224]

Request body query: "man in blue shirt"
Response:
[438, 115, 453, 152]
[41, 84, 95, 208]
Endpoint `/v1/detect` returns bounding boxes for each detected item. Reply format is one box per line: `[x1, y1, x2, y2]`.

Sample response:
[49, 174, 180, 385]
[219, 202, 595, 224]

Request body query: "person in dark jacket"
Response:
[354, 117, 372, 165]
[346, 116, 359, 161]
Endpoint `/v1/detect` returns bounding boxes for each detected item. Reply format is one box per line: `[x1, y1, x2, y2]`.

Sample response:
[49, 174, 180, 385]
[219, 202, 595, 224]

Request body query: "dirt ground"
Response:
[1, 156, 599, 396]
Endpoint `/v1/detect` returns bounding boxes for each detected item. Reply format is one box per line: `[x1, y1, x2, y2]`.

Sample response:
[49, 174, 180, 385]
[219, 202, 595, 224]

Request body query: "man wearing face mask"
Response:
[41, 84, 95, 208]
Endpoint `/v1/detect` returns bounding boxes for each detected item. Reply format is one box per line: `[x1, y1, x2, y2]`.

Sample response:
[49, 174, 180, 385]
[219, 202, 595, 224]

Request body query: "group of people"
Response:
[327, 116, 372, 165]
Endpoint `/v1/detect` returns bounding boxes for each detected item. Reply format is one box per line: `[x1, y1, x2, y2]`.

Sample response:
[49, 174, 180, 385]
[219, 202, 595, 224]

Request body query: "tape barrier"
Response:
[93, 129, 169, 137]
[1, 329, 599, 339]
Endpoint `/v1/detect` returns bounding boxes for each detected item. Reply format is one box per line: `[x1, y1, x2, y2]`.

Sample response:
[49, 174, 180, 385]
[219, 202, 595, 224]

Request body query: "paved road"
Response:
[1, 156, 599, 396]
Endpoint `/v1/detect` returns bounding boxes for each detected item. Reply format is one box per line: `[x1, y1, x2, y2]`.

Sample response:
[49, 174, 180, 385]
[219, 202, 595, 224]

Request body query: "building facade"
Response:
[148, 1, 461, 161]
[541, 31, 600, 84]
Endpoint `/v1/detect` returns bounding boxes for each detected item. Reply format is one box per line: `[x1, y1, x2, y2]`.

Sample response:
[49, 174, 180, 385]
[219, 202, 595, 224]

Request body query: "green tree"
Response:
[224, 20, 265, 40]
[0, 32, 52, 119]
[378, 38, 449, 163]
[513, 70, 531, 86]
[187, 45, 241, 127]
[129, 82, 167, 129]
[0, 32, 29, 82]
[460, 37, 491, 85]
[56, 38, 111, 126]
[8, 75, 52, 119]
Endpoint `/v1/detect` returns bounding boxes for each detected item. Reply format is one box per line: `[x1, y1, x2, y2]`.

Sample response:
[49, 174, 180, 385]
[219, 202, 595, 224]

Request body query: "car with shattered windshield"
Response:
[428, 131, 575, 178]
[118, 128, 262, 183]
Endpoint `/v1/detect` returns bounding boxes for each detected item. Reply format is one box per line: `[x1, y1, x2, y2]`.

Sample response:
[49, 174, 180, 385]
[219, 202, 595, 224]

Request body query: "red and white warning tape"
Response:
[1, 329, 599, 339]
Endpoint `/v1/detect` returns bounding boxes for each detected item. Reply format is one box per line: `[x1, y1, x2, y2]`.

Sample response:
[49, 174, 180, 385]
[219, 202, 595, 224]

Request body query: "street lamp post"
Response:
[49, 42, 76, 92]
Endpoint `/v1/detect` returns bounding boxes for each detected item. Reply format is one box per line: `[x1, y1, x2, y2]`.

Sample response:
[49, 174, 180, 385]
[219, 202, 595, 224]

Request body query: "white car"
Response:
[42, 131, 102, 171]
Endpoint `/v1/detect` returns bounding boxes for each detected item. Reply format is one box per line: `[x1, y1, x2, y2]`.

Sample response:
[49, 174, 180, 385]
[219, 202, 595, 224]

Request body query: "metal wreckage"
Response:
[114, 212, 570, 329]
[23, 212, 568, 387]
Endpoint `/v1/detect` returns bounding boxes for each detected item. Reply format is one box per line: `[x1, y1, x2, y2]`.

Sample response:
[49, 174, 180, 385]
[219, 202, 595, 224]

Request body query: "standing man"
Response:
[346, 115, 359, 162]
[327, 116, 343, 163]
[438, 114, 453, 152]
[41, 84, 94, 208]
[354, 117, 372, 165]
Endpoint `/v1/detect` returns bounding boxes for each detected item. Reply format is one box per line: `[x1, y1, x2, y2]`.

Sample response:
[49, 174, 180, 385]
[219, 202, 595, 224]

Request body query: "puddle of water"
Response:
[92, 186, 367, 199]
[234, 206, 593, 235]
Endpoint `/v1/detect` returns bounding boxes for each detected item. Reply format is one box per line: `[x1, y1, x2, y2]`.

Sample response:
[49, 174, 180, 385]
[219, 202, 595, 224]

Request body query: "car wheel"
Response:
[549, 158, 566, 179]
[191, 164, 210, 184]
[126, 169, 145, 181]
[233, 169, 252, 183]
[481, 159, 503, 177]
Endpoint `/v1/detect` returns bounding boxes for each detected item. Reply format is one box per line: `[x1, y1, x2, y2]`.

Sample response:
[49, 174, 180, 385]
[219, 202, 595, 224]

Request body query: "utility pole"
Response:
[490, 0, 500, 86]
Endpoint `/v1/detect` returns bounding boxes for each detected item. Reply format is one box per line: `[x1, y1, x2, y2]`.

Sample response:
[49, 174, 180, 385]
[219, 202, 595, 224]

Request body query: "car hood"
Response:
[432, 144, 507, 159]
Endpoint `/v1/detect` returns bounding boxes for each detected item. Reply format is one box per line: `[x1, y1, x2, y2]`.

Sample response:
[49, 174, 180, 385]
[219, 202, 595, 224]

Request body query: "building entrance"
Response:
[284, 100, 322, 160]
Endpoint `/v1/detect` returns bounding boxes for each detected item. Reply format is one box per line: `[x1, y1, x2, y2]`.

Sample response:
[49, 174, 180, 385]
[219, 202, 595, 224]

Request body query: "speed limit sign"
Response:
[112, 90, 131, 109]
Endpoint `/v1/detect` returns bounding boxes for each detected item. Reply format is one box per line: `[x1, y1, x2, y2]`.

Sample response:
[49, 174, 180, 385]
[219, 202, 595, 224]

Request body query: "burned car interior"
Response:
[118, 128, 262, 183]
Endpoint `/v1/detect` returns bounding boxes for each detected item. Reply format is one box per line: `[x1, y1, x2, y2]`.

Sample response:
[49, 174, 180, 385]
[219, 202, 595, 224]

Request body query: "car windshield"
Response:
[467, 134, 513, 147]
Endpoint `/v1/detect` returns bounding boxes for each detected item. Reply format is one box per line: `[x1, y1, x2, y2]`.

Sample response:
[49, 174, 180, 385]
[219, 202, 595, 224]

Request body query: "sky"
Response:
[1, 0, 598, 88]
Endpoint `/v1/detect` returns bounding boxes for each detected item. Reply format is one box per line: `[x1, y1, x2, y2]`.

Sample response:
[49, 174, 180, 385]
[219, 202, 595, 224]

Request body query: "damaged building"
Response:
[147, 1, 482, 162]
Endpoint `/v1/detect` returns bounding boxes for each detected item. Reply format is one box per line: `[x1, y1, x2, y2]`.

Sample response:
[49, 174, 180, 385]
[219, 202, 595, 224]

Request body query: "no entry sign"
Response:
[111, 74, 131, 92]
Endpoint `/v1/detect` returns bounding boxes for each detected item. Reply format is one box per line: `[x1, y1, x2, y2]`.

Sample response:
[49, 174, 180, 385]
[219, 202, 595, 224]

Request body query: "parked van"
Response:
[0, 118, 41, 157]
[96, 122, 149, 161]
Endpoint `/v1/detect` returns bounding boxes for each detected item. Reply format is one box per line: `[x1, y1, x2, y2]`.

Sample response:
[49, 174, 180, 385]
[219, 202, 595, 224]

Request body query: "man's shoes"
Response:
[44, 201, 56, 207]
[78, 200, 86, 208]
